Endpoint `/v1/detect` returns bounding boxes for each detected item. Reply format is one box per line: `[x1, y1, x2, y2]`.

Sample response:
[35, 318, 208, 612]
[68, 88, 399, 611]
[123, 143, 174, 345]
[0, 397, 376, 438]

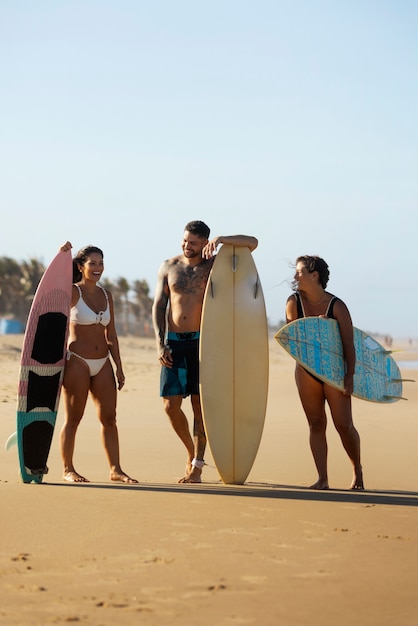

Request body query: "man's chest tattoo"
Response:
[171, 265, 211, 295]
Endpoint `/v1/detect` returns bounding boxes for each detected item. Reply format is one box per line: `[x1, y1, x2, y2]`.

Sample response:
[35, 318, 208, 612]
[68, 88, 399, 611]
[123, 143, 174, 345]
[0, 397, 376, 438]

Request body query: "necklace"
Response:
[306, 292, 326, 306]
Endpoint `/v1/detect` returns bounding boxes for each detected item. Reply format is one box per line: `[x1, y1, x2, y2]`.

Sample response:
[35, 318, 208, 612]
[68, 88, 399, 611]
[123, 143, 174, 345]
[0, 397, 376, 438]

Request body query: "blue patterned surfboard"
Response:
[274, 318, 405, 403]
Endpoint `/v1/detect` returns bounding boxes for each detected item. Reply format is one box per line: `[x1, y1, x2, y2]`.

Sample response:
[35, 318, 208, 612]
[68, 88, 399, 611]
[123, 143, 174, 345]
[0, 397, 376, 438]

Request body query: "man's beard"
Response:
[183, 249, 200, 259]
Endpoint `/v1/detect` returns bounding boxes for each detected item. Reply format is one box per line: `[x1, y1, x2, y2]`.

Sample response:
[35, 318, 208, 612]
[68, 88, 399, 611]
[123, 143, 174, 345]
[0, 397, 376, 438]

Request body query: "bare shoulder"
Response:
[157, 257, 177, 277]
[198, 256, 215, 272]
[285, 293, 298, 322]
[71, 283, 81, 297]
[70, 283, 80, 307]
[161, 254, 184, 269]
[191, 256, 214, 277]
[332, 296, 352, 323]
[161, 255, 180, 277]
[332, 295, 349, 313]
[169, 255, 184, 267]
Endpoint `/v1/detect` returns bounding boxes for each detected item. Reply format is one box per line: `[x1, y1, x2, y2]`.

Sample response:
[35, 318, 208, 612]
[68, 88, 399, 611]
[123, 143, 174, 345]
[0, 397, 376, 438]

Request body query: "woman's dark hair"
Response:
[184, 220, 210, 240]
[72, 245, 104, 282]
[295, 255, 330, 289]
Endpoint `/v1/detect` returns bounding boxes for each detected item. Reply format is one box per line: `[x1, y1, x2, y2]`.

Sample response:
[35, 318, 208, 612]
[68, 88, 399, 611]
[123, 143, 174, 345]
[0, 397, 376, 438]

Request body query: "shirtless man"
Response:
[152, 220, 258, 483]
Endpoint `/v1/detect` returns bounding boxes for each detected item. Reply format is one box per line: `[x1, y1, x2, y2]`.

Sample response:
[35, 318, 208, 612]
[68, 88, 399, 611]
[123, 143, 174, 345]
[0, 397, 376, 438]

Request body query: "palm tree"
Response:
[0, 255, 154, 336]
[115, 277, 130, 335]
[131, 279, 153, 335]
[19, 258, 46, 319]
[0, 256, 46, 324]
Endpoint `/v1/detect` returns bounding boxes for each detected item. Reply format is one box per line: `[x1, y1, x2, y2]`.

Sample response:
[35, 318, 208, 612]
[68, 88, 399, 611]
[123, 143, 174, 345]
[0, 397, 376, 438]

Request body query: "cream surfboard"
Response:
[274, 317, 412, 403]
[199, 245, 269, 484]
[7, 249, 72, 482]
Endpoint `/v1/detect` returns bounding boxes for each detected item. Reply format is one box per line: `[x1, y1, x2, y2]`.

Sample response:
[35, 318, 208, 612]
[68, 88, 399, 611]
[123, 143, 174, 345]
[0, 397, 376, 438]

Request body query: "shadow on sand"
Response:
[42, 480, 418, 507]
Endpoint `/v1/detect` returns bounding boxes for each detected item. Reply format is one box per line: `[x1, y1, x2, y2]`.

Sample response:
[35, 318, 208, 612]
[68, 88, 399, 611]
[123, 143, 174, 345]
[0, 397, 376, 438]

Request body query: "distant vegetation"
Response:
[0, 256, 153, 337]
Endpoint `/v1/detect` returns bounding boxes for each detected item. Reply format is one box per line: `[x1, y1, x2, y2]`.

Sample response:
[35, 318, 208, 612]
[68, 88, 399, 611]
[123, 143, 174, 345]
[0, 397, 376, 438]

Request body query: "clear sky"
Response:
[1, 0, 417, 338]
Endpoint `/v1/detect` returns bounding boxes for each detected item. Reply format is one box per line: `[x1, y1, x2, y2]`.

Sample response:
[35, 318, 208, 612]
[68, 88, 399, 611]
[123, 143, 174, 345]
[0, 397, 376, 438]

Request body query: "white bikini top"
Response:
[70, 284, 111, 326]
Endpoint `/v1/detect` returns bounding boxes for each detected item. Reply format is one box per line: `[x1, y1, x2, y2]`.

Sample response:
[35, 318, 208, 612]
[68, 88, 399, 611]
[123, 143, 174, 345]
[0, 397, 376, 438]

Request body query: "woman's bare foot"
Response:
[350, 465, 364, 490]
[63, 471, 89, 483]
[310, 478, 329, 490]
[110, 471, 138, 484]
[350, 475, 364, 490]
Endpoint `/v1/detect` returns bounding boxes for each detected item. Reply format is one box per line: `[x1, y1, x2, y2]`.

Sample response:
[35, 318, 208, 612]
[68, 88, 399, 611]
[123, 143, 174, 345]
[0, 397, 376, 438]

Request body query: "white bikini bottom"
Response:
[67, 351, 110, 377]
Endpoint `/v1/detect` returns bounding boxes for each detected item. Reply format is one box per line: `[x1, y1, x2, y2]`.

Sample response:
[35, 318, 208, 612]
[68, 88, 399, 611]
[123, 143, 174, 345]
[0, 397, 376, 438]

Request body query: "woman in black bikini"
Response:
[59, 242, 137, 484]
[286, 255, 364, 490]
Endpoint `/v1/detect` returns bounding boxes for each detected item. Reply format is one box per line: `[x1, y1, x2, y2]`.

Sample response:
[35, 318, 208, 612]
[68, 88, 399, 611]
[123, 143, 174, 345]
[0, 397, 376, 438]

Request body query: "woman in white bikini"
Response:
[59, 242, 137, 484]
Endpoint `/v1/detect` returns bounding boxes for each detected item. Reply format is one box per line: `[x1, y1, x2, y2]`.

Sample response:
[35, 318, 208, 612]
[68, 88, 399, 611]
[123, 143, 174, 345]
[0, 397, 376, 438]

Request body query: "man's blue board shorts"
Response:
[160, 332, 200, 398]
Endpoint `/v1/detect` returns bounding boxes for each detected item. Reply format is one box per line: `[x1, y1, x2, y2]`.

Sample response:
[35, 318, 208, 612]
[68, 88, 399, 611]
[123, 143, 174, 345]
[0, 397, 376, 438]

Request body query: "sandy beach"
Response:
[1, 334, 417, 626]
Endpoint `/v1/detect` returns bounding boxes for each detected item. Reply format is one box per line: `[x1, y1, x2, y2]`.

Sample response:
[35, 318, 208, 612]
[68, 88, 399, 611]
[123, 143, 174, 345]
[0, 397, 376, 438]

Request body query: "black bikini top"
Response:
[295, 292, 340, 319]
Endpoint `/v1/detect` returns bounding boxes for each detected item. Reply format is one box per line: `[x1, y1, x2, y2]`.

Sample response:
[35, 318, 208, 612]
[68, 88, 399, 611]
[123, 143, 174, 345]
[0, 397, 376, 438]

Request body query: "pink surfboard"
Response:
[13, 249, 72, 482]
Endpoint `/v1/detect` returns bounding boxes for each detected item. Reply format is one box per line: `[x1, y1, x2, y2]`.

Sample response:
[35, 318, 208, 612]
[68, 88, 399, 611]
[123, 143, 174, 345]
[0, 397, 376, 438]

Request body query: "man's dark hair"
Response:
[184, 220, 210, 240]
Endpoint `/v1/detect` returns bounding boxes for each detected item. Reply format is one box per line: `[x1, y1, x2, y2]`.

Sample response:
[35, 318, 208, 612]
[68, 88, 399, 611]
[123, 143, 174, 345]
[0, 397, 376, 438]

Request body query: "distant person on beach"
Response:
[59, 242, 137, 484]
[152, 221, 258, 483]
[285, 255, 364, 490]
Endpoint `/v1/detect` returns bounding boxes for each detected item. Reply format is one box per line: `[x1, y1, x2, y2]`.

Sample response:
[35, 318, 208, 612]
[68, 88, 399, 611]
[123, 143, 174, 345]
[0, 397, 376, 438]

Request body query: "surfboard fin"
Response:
[254, 276, 260, 299]
[5, 432, 17, 451]
[26, 466, 49, 476]
[375, 347, 404, 355]
[209, 279, 214, 298]
[383, 395, 408, 401]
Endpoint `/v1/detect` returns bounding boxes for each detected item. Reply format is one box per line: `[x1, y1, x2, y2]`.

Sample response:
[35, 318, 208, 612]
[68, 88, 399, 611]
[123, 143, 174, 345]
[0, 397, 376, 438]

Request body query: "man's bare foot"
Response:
[64, 471, 89, 483]
[310, 478, 329, 490]
[110, 471, 138, 484]
[178, 466, 202, 484]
